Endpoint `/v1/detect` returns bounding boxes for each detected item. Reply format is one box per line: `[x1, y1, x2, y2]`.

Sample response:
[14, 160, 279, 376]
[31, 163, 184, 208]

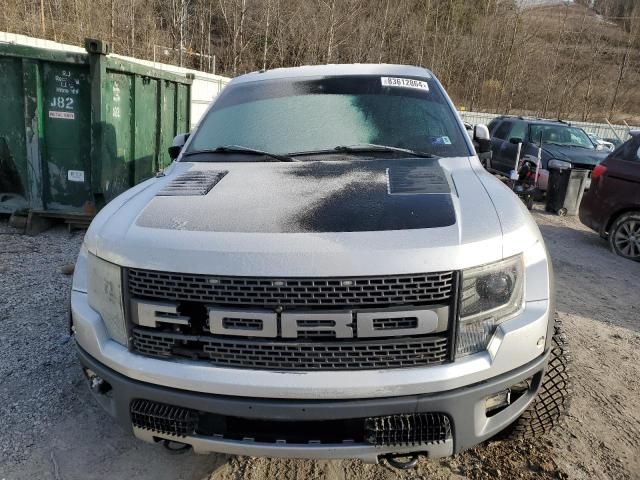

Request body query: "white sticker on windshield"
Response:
[67, 170, 85, 182]
[381, 77, 429, 91]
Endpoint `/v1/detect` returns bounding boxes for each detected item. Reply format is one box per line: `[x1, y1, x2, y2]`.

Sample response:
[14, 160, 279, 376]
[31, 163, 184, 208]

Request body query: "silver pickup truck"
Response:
[71, 64, 570, 468]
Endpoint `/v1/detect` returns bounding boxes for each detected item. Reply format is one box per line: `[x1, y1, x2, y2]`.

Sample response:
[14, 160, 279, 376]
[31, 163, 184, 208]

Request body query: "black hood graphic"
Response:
[136, 158, 457, 233]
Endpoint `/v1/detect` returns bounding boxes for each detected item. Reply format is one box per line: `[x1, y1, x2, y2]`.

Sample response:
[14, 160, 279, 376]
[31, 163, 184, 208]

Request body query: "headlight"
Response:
[457, 255, 524, 357]
[548, 159, 571, 170]
[87, 253, 128, 346]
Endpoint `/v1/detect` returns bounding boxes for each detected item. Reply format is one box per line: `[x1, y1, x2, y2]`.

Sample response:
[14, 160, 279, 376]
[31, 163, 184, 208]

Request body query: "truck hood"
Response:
[86, 157, 539, 276]
[542, 144, 608, 167]
[136, 158, 456, 233]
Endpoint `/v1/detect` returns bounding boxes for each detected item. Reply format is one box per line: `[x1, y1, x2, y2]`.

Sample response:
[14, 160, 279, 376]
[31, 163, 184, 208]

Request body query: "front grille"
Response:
[222, 317, 263, 330]
[372, 317, 418, 330]
[365, 413, 451, 446]
[132, 327, 449, 370]
[127, 269, 454, 308]
[130, 399, 451, 446]
[571, 163, 595, 171]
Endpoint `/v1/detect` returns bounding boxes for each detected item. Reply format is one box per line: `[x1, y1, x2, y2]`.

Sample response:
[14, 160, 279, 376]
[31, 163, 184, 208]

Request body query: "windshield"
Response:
[529, 124, 595, 149]
[186, 75, 471, 159]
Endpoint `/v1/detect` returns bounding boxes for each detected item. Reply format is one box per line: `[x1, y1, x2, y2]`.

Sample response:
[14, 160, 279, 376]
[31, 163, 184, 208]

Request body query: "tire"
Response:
[608, 212, 640, 262]
[503, 315, 571, 440]
[525, 195, 534, 210]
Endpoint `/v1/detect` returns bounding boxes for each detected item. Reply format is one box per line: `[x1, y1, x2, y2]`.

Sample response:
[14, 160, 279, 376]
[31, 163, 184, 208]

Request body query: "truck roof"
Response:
[231, 64, 435, 85]
[492, 115, 572, 126]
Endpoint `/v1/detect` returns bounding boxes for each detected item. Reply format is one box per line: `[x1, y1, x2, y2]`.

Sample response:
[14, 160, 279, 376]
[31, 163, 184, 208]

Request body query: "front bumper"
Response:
[78, 345, 548, 462]
[71, 289, 551, 399]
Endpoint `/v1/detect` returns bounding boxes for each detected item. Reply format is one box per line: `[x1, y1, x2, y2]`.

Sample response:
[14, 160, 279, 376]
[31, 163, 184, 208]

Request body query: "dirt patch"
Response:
[1, 207, 638, 479]
[534, 209, 640, 480]
[205, 440, 565, 480]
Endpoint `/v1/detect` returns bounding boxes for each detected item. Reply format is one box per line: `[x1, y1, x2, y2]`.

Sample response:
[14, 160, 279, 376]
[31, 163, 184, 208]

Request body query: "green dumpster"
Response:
[0, 38, 191, 221]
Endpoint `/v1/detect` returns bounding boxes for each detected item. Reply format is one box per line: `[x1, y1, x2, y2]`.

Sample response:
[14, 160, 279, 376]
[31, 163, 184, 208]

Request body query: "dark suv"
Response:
[487, 116, 608, 190]
[579, 131, 640, 261]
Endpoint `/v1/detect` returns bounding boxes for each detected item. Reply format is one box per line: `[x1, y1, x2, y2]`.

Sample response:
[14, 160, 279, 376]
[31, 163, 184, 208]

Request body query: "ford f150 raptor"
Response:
[71, 64, 570, 467]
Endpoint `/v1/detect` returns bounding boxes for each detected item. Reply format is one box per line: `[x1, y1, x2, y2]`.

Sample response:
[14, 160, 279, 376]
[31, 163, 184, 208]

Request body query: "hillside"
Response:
[487, 2, 640, 124]
[2, 0, 639, 123]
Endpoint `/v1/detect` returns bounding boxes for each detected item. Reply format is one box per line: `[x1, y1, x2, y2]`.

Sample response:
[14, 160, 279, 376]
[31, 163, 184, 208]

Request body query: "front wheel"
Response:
[609, 212, 640, 261]
[503, 315, 571, 440]
[525, 195, 534, 210]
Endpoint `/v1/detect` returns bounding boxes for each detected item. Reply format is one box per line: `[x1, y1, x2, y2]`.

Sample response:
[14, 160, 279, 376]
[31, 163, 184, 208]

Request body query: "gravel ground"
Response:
[0, 222, 83, 466]
[1, 206, 639, 480]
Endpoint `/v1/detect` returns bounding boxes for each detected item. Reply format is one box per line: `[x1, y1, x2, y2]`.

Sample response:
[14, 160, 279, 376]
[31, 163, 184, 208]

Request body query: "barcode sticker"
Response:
[381, 77, 429, 91]
[49, 111, 75, 120]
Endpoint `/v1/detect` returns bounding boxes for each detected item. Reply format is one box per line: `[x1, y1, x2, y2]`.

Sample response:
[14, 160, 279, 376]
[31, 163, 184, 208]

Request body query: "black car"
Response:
[580, 131, 640, 261]
[487, 116, 609, 190]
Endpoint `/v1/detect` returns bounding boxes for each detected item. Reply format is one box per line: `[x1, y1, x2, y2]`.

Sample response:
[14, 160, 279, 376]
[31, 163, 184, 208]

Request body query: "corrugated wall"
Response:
[0, 32, 231, 128]
[0, 39, 192, 217]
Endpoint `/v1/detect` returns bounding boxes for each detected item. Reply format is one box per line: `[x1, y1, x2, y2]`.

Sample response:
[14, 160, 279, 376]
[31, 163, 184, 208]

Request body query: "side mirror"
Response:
[509, 137, 523, 145]
[473, 124, 491, 154]
[473, 124, 490, 142]
[168, 133, 190, 160]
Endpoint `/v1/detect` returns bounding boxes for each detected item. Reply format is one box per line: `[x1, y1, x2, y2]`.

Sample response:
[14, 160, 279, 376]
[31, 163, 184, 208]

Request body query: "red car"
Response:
[579, 131, 640, 261]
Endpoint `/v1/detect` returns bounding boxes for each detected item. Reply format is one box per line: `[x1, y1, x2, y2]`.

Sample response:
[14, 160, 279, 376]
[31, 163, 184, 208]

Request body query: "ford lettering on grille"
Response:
[130, 299, 449, 338]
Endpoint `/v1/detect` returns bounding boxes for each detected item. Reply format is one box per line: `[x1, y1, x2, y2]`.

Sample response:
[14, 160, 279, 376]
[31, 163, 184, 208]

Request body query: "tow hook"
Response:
[162, 439, 191, 454]
[82, 368, 112, 395]
[382, 454, 420, 470]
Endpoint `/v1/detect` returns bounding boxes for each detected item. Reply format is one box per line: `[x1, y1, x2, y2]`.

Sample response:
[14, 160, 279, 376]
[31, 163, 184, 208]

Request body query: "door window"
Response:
[615, 137, 640, 162]
[487, 119, 500, 134]
[493, 121, 513, 140]
[509, 122, 527, 142]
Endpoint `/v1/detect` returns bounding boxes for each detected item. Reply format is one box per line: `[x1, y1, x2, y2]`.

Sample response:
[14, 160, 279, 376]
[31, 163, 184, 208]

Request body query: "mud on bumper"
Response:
[77, 345, 548, 463]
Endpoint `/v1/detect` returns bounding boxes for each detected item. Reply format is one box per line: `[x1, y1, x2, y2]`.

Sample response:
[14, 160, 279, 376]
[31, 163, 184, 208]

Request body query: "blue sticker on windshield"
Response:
[432, 136, 451, 145]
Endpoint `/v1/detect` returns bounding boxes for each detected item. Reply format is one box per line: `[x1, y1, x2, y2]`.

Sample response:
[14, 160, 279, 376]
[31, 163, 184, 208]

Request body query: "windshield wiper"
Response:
[182, 145, 296, 162]
[334, 144, 438, 159]
[290, 144, 438, 159]
[543, 142, 592, 150]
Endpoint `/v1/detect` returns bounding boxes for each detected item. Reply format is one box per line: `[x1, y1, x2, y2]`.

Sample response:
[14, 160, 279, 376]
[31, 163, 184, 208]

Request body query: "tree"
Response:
[2, 0, 639, 124]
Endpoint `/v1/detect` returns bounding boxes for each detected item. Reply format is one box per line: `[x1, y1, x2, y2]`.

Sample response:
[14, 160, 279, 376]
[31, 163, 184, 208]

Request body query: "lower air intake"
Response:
[130, 399, 451, 446]
[364, 413, 451, 446]
[130, 399, 198, 437]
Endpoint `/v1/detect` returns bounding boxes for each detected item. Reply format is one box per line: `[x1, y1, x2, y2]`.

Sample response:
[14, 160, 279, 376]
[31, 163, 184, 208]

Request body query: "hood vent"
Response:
[387, 166, 450, 195]
[157, 170, 228, 196]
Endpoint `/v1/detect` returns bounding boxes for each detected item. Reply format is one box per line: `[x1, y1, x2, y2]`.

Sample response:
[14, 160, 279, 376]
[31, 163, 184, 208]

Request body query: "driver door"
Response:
[490, 121, 513, 173]
[498, 121, 527, 173]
